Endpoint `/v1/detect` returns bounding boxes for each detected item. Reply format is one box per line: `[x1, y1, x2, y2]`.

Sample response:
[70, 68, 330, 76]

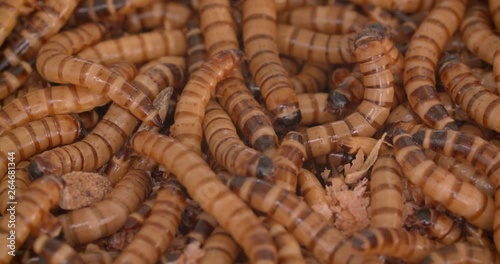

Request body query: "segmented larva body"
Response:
[186, 212, 219, 245]
[278, 5, 368, 34]
[123, 196, 156, 230]
[392, 129, 494, 230]
[58, 169, 152, 245]
[297, 168, 332, 221]
[362, 5, 399, 31]
[130, 131, 278, 263]
[170, 49, 243, 155]
[0, 161, 30, 214]
[203, 100, 273, 178]
[28, 59, 184, 178]
[186, 18, 208, 75]
[114, 180, 186, 264]
[329, 68, 365, 110]
[227, 176, 380, 264]
[290, 63, 329, 94]
[124, 1, 192, 33]
[78, 110, 100, 130]
[0, 0, 26, 46]
[440, 55, 500, 133]
[298, 93, 339, 126]
[265, 219, 305, 264]
[280, 55, 302, 76]
[1, 71, 51, 105]
[491, 0, 500, 30]
[350, 227, 441, 263]
[80, 250, 118, 264]
[271, 131, 306, 191]
[370, 150, 404, 229]
[471, 68, 497, 95]
[414, 208, 463, 245]
[464, 223, 495, 249]
[273, 0, 324, 12]
[77, 30, 186, 65]
[302, 27, 394, 158]
[403, 0, 466, 130]
[419, 242, 499, 264]
[0, 60, 32, 100]
[0, 0, 79, 71]
[33, 235, 84, 264]
[276, 24, 357, 65]
[387, 102, 421, 124]
[104, 148, 132, 186]
[242, 0, 302, 133]
[0, 175, 64, 263]
[461, 4, 500, 65]
[36, 23, 162, 126]
[72, 0, 155, 22]
[199, 227, 240, 264]
[353, 0, 436, 13]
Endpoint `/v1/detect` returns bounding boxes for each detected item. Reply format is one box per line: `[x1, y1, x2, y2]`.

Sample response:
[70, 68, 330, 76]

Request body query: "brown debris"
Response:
[59, 171, 112, 210]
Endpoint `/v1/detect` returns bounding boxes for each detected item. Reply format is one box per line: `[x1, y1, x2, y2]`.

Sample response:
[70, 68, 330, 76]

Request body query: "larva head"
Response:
[256, 155, 274, 180]
[28, 159, 48, 181]
[414, 208, 432, 226]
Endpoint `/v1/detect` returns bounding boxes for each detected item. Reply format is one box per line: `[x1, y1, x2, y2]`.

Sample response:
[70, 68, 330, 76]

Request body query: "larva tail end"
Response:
[438, 52, 460, 73]
[326, 91, 348, 112]
[28, 160, 45, 181]
[273, 110, 302, 135]
[256, 156, 273, 179]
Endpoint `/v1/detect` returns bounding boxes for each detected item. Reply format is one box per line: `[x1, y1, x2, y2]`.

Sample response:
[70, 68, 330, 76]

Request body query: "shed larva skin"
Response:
[227, 176, 381, 264]
[199, 226, 240, 264]
[273, 0, 323, 12]
[203, 99, 273, 178]
[242, 0, 302, 134]
[58, 169, 152, 245]
[403, 0, 466, 131]
[171, 49, 244, 155]
[302, 28, 394, 158]
[419, 242, 499, 264]
[77, 30, 187, 65]
[414, 208, 463, 245]
[291, 63, 329, 94]
[461, 4, 500, 65]
[124, 1, 192, 33]
[72, 0, 155, 23]
[277, 5, 369, 34]
[276, 24, 357, 65]
[370, 150, 404, 229]
[271, 131, 306, 191]
[392, 129, 494, 230]
[28, 59, 184, 178]
[424, 149, 494, 197]
[0, 60, 32, 100]
[0, 0, 79, 72]
[297, 168, 332, 221]
[265, 219, 305, 264]
[36, 23, 162, 126]
[186, 212, 219, 245]
[0, 175, 64, 264]
[186, 18, 208, 75]
[298, 93, 339, 126]
[0, 0, 26, 46]
[0, 114, 85, 178]
[33, 235, 84, 264]
[130, 131, 279, 264]
[114, 180, 187, 264]
[463, 223, 495, 249]
[0, 161, 30, 214]
[351, 227, 441, 263]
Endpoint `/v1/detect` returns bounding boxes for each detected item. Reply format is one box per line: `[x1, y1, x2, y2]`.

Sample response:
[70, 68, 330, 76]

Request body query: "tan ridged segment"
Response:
[265, 219, 305, 264]
[0, 0, 26, 46]
[72, 0, 155, 23]
[349, 0, 435, 13]
[33, 235, 84, 264]
[0, 61, 32, 100]
[414, 208, 463, 245]
[298, 93, 339, 125]
[199, 227, 240, 264]
[124, 1, 192, 32]
[0, 161, 30, 214]
[291, 63, 329, 94]
[297, 168, 332, 221]
[271, 131, 306, 191]
[420, 242, 498, 264]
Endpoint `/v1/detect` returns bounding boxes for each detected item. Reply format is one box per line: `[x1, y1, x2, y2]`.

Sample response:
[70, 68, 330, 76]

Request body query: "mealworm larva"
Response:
[1, 70, 51, 105]
[403, 0, 466, 130]
[0, 0, 79, 71]
[72, 0, 155, 23]
[329, 68, 364, 109]
[276, 24, 357, 65]
[370, 150, 404, 229]
[77, 30, 186, 65]
[419, 241, 499, 264]
[186, 18, 208, 75]
[273, 0, 324, 12]
[114, 179, 186, 264]
[130, 131, 278, 263]
[0, 174, 64, 263]
[199, 226, 240, 264]
[280, 55, 302, 76]
[414, 208, 463, 245]
[265, 219, 305, 264]
[291, 63, 329, 94]
[199, 0, 239, 55]
[424, 149, 494, 197]
[124, 1, 192, 33]
[0, 114, 85, 179]
[28, 58, 184, 178]
[0, 0, 26, 46]
[123, 195, 156, 230]
[0, 60, 32, 100]
[58, 169, 152, 245]
[460, 3, 500, 65]
[349, 0, 435, 13]
[278, 5, 368, 34]
[203, 99, 273, 178]
[271, 131, 306, 191]
[298, 93, 338, 126]
[439, 54, 500, 133]
[0, 161, 30, 214]
[36, 23, 162, 126]
[392, 129, 494, 230]
[297, 168, 332, 221]
[170, 49, 243, 155]
[242, 0, 302, 133]
[302, 26, 394, 158]
[351, 227, 441, 262]
[186, 212, 219, 246]
[33, 235, 84, 264]
[227, 176, 380, 264]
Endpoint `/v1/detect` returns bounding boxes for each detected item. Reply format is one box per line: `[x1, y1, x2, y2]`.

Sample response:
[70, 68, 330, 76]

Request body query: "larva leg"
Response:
[271, 131, 306, 191]
[36, 23, 162, 126]
[114, 179, 186, 264]
[413, 208, 463, 245]
[265, 219, 305, 264]
[0, 175, 64, 263]
[419, 242, 499, 264]
[298, 93, 339, 126]
[0, 60, 32, 100]
[439, 54, 500, 133]
[33, 235, 84, 264]
[0, 161, 30, 214]
[186, 18, 208, 75]
[350, 227, 441, 262]
[199, 226, 240, 264]
[28, 59, 184, 177]
[130, 131, 278, 263]
[227, 176, 381, 264]
[302, 26, 394, 158]
[403, 0, 466, 130]
[369, 150, 404, 229]
[290, 63, 329, 94]
[392, 129, 494, 230]
[297, 168, 332, 221]
[242, 0, 302, 133]
[350, 0, 435, 13]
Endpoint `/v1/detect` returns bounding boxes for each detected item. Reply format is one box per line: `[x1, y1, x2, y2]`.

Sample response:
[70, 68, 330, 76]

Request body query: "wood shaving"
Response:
[344, 133, 387, 184]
